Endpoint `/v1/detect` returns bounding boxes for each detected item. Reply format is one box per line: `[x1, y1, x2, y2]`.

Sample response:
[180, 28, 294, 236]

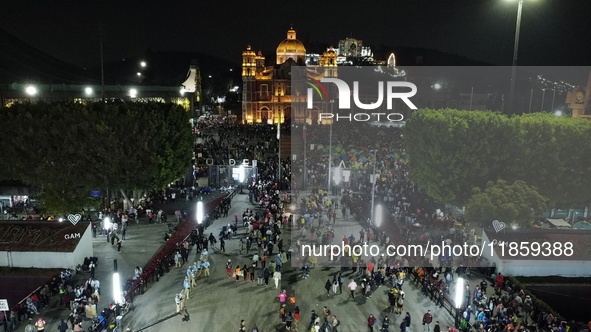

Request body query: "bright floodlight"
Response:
[136, 72, 142, 77]
[129, 88, 138, 98]
[112, 272, 123, 304]
[196, 201, 204, 224]
[454, 277, 465, 309]
[103, 217, 112, 230]
[333, 167, 342, 185]
[85, 87, 93, 95]
[25, 85, 37, 96]
[180, 87, 187, 95]
[375, 204, 383, 227]
[140, 61, 147, 68]
[554, 110, 563, 117]
[433, 83, 442, 90]
[59, 217, 64, 222]
[238, 165, 246, 183]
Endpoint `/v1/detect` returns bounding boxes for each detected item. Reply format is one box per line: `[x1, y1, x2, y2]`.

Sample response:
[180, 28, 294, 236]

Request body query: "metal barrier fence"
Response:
[124, 189, 237, 302]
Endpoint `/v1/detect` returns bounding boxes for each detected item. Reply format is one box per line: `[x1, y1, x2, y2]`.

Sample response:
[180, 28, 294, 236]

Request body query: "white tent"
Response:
[546, 218, 572, 229]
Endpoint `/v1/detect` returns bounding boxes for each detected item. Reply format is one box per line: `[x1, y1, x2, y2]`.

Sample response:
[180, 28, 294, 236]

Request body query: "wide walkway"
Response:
[11, 178, 223, 332]
[121, 190, 461, 332]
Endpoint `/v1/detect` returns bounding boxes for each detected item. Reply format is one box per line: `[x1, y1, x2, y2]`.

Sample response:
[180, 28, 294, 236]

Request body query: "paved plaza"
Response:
[122, 191, 459, 332]
[9, 187, 494, 332]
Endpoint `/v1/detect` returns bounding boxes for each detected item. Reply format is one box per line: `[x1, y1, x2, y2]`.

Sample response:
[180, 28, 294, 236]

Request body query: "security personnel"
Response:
[194, 261, 202, 278]
[202, 260, 211, 277]
[186, 267, 195, 288]
[183, 276, 191, 300]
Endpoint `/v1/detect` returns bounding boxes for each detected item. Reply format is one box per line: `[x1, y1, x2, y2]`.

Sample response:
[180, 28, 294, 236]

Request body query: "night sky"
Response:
[2, 0, 591, 69]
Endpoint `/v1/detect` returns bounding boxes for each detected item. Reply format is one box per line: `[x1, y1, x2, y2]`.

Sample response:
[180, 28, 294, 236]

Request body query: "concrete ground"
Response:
[122, 191, 461, 332]
[10, 178, 224, 332]
[12, 188, 491, 332]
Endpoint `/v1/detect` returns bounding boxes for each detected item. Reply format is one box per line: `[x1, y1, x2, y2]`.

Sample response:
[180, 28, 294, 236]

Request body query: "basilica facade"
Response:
[241, 27, 337, 124]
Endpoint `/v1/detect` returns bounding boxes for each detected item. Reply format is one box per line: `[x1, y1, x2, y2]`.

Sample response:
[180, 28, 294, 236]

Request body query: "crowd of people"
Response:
[289, 122, 581, 332]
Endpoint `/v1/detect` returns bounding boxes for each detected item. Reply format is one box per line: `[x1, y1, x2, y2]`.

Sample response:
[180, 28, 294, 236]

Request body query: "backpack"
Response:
[459, 319, 468, 330]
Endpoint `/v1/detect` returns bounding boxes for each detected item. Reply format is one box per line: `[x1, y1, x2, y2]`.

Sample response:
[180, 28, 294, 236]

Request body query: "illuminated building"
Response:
[241, 27, 337, 124]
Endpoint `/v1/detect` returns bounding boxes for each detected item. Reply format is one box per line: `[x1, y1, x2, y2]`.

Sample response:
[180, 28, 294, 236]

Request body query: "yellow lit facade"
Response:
[242, 27, 337, 124]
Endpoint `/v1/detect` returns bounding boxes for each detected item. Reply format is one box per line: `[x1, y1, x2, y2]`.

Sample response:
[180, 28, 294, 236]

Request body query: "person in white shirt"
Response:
[273, 271, 282, 289]
[91, 279, 100, 294]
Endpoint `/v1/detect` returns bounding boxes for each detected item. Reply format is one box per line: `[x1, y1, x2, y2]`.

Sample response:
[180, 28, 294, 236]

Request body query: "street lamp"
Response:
[375, 204, 383, 227]
[129, 88, 138, 98]
[507, 0, 525, 114]
[332, 166, 342, 188]
[327, 99, 335, 193]
[140, 61, 147, 68]
[238, 165, 246, 194]
[25, 85, 37, 96]
[85, 87, 93, 96]
[541, 88, 554, 112]
[454, 277, 465, 328]
[113, 259, 123, 306]
[196, 201, 204, 224]
[370, 150, 378, 227]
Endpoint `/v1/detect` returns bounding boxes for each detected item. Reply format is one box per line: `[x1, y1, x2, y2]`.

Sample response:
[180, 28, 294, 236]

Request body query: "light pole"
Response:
[508, 0, 524, 114]
[327, 100, 335, 193]
[277, 121, 281, 186]
[239, 165, 246, 194]
[528, 88, 533, 113]
[375, 204, 383, 227]
[303, 123, 307, 190]
[551, 88, 556, 112]
[112, 259, 123, 315]
[454, 277, 465, 328]
[469, 86, 474, 111]
[332, 166, 342, 192]
[540, 88, 554, 112]
[196, 201, 204, 224]
[370, 149, 378, 227]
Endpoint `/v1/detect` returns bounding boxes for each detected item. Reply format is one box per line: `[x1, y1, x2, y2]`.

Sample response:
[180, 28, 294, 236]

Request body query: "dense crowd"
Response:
[291, 122, 582, 332]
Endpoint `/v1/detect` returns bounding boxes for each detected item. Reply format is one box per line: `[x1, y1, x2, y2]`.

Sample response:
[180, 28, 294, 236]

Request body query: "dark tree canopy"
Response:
[404, 109, 591, 207]
[465, 180, 549, 227]
[0, 101, 193, 214]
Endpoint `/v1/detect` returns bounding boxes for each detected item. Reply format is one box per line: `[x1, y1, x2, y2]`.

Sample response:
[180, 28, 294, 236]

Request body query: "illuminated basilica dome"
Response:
[276, 27, 306, 64]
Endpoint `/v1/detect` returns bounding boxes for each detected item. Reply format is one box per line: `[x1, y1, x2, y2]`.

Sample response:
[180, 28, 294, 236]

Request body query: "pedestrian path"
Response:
[10, 181, 223, 332]
[121, 190, 458, 332]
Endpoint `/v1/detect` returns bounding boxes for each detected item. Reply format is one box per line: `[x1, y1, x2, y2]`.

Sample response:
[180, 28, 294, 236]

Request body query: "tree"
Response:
[0, 101, 193, 213]
[515, 113, 591, 207]
[465, 180, 549, 228]
[404, 109, 591, 208]
[404, 109, 519, 205]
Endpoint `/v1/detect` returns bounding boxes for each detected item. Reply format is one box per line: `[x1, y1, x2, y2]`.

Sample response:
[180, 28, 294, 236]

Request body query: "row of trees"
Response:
[404, 109, 591, 222]
[0, 101, 193, 214]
